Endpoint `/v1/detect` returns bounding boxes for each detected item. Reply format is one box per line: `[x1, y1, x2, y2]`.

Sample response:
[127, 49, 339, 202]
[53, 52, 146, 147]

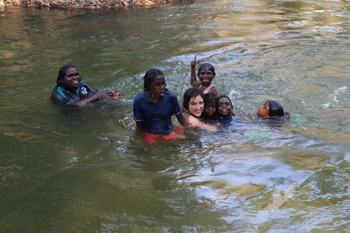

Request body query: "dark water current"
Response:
[1, 0, 350, 232]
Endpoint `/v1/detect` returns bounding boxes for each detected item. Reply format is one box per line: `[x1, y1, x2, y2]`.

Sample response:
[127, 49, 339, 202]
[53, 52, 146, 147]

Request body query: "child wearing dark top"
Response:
[133, 69, 187, 144]
[216, 95, 235, 127]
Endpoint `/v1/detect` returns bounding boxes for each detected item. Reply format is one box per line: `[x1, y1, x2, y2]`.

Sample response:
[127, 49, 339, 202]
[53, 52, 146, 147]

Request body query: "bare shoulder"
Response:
[188, 115, 200, 126]
[210, 86, 221, 98]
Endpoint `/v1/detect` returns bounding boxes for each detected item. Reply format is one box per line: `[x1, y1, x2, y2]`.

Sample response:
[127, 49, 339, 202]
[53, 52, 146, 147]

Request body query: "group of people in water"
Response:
[51, 55, 288, 145]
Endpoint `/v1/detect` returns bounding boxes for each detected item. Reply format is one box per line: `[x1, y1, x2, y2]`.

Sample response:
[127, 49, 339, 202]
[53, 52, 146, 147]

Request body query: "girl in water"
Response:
[216, 95, 235, 127]
[182, 87, 217, 131]
[133, 69, 188, 145]
[190, 55, 221, 98]
[257, 100, 289, 120]
[201, 93, 218, 123]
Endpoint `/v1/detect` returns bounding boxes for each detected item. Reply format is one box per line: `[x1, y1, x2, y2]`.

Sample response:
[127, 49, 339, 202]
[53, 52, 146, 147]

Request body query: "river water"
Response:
[1, 1, 350, 232]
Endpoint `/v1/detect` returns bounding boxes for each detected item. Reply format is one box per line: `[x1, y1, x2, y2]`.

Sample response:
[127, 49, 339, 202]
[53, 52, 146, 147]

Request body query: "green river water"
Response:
[1, 0, 350, 232]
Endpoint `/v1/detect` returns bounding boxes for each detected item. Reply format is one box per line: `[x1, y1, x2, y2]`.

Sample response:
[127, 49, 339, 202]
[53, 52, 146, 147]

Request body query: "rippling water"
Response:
[1, 1, 350, 232]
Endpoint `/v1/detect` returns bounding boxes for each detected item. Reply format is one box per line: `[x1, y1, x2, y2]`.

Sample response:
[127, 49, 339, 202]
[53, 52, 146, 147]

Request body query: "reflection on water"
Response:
[1, 0, 350, 231]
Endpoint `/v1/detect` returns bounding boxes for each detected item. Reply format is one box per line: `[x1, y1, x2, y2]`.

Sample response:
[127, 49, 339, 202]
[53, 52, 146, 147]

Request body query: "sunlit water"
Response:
[1, 1, 350, 232]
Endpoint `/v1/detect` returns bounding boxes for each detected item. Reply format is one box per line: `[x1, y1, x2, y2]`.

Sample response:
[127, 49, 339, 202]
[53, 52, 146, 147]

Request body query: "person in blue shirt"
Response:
[51, 65, 122, 106]
[133, 69, 188, 144]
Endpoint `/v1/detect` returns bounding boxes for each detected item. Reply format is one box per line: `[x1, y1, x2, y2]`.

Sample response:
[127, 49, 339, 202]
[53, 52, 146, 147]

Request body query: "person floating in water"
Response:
[257, 100, 289, 120]
[133, 69, 188, 145]
[51, 65, 122, 106]
[190, 55, 221, 98]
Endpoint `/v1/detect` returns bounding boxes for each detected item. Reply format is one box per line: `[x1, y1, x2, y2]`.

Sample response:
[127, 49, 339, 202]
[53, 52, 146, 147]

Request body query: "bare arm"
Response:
[188, 115, 216, 131]
[136, 122, 143, 134]
[211, 86, 221, 98]
[190, 54, 201, 87]
[69, 89, 122, 106]
[176, 113, 189, 128]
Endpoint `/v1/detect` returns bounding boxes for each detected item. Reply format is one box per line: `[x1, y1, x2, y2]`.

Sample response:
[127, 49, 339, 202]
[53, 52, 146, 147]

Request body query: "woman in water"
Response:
[190, 55, 221, 98]
[51, 65, 122, 106]
[182, 87, 216, 131]
[133, 69, 188, 144]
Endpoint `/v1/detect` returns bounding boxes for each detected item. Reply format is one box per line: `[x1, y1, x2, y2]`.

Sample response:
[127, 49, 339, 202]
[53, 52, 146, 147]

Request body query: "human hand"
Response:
[96, 89, 110, 100]
[109, 89, 123, 100]
[190, 54, 200, 68]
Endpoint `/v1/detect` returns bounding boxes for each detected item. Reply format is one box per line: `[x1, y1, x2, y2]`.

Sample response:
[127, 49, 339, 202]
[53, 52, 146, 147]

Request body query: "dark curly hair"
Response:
[183, 87, 204, 110]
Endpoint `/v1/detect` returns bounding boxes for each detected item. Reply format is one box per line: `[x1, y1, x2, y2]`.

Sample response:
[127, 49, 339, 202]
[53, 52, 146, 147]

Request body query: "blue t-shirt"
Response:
[51, 82, 98, 105]
[133, 91, 182, 135]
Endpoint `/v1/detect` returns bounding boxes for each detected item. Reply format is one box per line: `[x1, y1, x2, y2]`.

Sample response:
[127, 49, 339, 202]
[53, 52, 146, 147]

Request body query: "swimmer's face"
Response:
[217, 97, 233, 117]
[198, 68, 215, 86]
[64, 67, 81, 91]
[189, 95, 204, 118]
[204, 102, 216, 117]
[257, 102, 270, 118]
[149, 75, 166, 99]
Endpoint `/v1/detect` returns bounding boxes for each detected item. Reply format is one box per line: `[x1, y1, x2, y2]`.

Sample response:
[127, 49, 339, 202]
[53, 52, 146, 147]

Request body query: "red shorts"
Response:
[143, 127, 183, 145]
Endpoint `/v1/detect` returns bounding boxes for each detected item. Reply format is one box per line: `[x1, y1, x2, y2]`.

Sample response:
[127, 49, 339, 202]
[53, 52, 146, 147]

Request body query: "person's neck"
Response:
[146, 91, 158, 103]
[66, 86, 78, 93]
[220, 113, 234, 119]
[201, 83, 211, 88]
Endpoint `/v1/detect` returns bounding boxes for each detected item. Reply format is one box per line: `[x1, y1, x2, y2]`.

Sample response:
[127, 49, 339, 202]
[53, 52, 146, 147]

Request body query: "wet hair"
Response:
[144, 69, 164, 92]
[216, 95, 234, 117]
[266, 100, 284, 117]
[197, 63, 216, 76]
[216, 95, 233, 108]
[204, 93, 216, 107]
[56, 65, 76, 88]
[183, 87, 204, 110]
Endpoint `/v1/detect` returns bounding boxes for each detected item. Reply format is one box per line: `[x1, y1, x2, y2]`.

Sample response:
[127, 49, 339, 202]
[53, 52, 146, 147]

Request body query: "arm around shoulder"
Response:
[188, 115, 217, 131]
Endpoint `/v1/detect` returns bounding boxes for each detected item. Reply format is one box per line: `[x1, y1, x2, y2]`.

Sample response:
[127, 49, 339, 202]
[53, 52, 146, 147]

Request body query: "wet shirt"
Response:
[51, 82, 98, 105]
[133, 91, 182, 135]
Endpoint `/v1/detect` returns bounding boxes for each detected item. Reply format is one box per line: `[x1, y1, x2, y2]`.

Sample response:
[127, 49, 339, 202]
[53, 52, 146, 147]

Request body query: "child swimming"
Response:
[201, 93, 218, 122]
[190, 55, 221, 98]
[257, 100, 289, 119]
[133, 69, 188, 144]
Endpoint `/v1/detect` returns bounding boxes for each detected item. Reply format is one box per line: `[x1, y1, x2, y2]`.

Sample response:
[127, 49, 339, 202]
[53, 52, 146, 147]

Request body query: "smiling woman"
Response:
[51, 65, 122, 106]
[182, 87, 217, 131]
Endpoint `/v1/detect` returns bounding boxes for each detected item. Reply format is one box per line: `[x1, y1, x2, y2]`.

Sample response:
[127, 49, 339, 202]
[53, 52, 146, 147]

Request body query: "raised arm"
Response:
[190, 54, 201, 87]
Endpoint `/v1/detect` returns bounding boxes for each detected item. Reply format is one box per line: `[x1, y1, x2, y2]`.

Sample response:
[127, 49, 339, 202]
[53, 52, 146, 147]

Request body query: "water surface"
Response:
[1, 1, 350, 232]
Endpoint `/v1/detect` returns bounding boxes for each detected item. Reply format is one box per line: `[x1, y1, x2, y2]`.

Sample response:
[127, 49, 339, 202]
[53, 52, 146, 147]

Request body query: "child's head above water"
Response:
[143, 69, 166, 101]
[202, 93, 217, 118]
[144, 69, 165, 92]
[216, 95, 234, 118]
[197, 63, 216, 86]
[257, 100, 285, 119]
